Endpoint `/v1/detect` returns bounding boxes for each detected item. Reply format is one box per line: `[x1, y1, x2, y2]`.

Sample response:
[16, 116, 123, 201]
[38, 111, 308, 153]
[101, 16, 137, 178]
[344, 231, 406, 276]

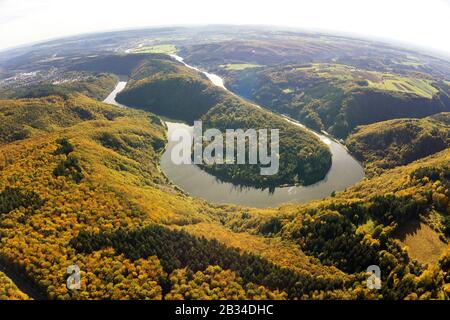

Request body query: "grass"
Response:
[395, 222, 447, 265]
[295, 63, 438, 98]
[132, 44, 177, 55]
[398, 61, 423, 67]
[367, 76, 438, 99]
[0, 271, 29, 300]
[220, 63, 262, 71]
[346, 113, 450, 175]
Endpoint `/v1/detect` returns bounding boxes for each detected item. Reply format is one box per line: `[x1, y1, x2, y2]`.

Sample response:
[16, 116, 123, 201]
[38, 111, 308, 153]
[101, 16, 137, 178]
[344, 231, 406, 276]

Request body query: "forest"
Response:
[347, 113, 450, 176]
[115, 54, 332, 188]
[0, 47, 448, 300]
[115, 56, 227, 123]
[0, 73, 118, 102]
[199, 96, 332, 188]
[0, 271, 29, 300]
[70, 224, 355, 299]
[219, 63, 450, 138]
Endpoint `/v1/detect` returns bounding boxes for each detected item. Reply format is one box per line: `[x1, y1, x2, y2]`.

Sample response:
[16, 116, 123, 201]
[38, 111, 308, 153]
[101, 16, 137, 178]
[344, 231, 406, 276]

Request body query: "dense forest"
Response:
[218, 64, 450, 138]
[0, 92, 338, 299]
[69, 54, 162, 77]
[70, 225, 349, 299]
[347, 113, 450, 175]
[0, 85, 448, 300]
[200, 97, 332, 188]
[0, 73, 118, 101]
[0, 93, 133, 145]
[116, 55, 227, 123]
[115, 54, 332, 188]
[0, 271, 29, 300]
[0, 43, 449, 300]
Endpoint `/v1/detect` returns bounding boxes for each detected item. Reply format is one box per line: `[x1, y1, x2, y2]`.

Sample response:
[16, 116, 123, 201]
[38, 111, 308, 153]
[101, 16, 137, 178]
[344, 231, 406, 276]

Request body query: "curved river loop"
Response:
[104, 54, 364, 208]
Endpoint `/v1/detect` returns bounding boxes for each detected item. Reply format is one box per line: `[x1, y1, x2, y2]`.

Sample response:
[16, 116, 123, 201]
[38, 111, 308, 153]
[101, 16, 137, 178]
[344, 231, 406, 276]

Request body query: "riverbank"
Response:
[103, 54, 364, 207]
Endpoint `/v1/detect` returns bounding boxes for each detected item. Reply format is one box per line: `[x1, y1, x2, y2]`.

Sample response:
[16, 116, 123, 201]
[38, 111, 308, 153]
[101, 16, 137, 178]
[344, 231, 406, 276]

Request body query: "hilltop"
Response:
[221, 63, 450, 138]
[116, 55, 228, 123]
[0, 92, 448, 299]
[0, 271, 29, 300]
[114, 54, 332, 188]
[347, 113, 450, 175]
[0, 27, 449, 300]
[0, 93, 349, 300]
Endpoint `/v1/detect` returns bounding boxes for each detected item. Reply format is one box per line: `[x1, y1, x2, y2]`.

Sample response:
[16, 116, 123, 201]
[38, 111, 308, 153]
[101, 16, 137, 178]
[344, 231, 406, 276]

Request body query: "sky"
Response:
[0, 0, 449, 55]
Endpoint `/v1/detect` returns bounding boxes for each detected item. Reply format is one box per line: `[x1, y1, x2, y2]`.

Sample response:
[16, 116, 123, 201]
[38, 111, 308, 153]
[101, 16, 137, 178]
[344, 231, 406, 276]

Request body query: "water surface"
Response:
[105, 56, 364, 207]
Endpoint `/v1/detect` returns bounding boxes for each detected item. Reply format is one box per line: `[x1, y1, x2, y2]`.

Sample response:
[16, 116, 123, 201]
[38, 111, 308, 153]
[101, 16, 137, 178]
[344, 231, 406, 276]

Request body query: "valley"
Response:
[104, 56, 363, 207]
[0, 26, 449, 301]
[114, 54, 333, 189]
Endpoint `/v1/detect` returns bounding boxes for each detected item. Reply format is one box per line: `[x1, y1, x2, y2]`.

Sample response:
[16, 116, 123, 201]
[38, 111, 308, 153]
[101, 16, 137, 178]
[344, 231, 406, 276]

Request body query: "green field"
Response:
[367, 75, 438, 98]
[282, 88, 294, 94]
[132, 44, 177, 54]
[396, 222, 447, 264]
[398, 61, 423, 67]
[295, 63, 438, 98]
[220, 63, 262, 70]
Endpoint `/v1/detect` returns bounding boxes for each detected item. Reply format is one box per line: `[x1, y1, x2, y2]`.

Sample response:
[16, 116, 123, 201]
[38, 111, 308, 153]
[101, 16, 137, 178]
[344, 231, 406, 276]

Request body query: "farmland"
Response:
[219, 63, 262, 71]
[295, 63, 439, 98]
[131, 44, 177, 54]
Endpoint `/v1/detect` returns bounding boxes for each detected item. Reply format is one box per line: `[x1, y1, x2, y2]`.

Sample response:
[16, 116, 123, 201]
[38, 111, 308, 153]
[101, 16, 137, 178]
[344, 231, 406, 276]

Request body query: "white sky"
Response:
[0, 0, 449, 55]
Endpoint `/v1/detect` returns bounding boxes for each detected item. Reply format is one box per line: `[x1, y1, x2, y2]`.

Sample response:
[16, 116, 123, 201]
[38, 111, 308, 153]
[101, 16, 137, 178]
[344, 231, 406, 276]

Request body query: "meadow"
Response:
[219, 63, 262, 71]
[131, 44, 177, 55]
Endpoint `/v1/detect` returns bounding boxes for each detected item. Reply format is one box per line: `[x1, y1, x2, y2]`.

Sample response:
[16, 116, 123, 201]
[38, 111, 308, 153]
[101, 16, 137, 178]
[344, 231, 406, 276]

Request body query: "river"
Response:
[103, 81, 128, 108]
[104, 55, 364, 208]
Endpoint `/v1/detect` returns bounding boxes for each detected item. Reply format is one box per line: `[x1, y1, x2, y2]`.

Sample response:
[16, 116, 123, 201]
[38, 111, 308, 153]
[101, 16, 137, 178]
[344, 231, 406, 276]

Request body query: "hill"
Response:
[0, 90, 448, 300]
[115, 54, 332, 188]
[0, 93, 131, 145]
[116, 55, 228, 123]
[233, 148, 450, 299]
[0, 73, 118, 101]
[0, 94, 352, 300]
[0, 272, 29, 300]
[1, 27, 450, 301]
[69, 54, 162, 77]
[200, 97, 332, 187]
[223, 63, 450, 138]
[179, 38, 450, 79]
[347, 113, 450, 175]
